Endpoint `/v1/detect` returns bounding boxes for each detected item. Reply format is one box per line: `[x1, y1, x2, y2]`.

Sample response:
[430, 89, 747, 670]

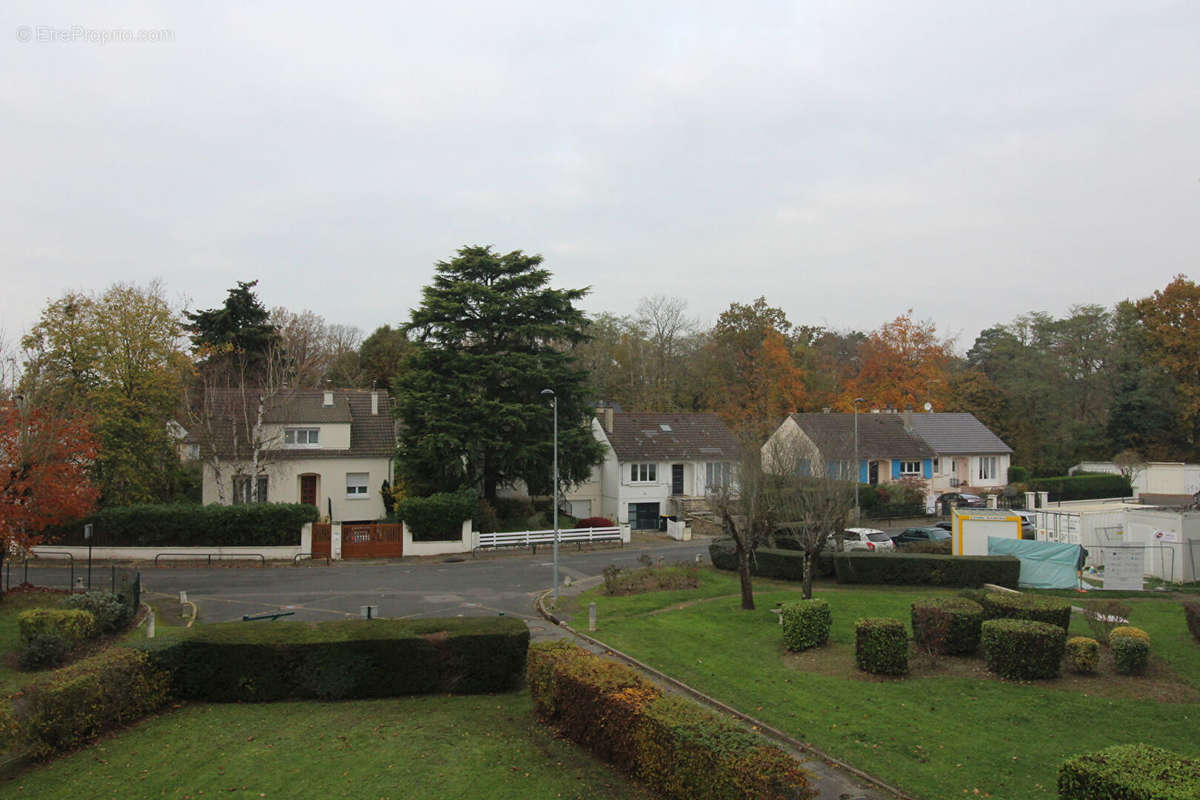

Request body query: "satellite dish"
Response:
[923, 402, 932, 412]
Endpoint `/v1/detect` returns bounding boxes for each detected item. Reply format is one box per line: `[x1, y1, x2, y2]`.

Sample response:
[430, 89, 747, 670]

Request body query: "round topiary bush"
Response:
[855, 618, 908, 676]
[18, 633, 72, 670]
[911, 597, 983, 655]
[1183, 600, 1200, 643]
[1065, 636, 1100, 674]
[981, 618, 1066, 680]
[1111, 628, 1150, 675]
[781, 599, 832, 652]
[62, 592, 133, 635]
[981, 592, 1072, 630]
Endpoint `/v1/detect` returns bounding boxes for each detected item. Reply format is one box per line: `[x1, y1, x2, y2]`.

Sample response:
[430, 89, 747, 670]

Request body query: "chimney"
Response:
[604, 406, 614, 434]
[370, 391, 379, 416]
[822, 407, 831, 414]
[903, 406, 913, 430]
[323, 390, 334, 407]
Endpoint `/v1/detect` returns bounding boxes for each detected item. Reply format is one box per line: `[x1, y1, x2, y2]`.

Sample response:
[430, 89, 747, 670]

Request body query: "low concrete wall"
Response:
[401, 520, 474, 557]
[33, 545, 304, 562]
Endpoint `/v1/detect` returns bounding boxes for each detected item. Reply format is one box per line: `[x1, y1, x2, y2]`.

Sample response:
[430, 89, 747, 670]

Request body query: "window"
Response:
[933, 457, 940, 475]
[629, 463, 656, 482]
[706, 461, 731, 489]
[900, 460, 922, 476]
[232, 474, 268, 504]
[978, 456, 997, 481]
[346, 472, 369, 498]
[829, 460, 854, 480]
[283, 428, 320, 446]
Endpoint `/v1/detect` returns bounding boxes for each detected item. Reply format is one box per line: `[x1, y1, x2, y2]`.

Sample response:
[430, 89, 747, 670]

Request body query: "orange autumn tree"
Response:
[1136, 275, 1200, 452]
[1, 400, 99, 595]
[705, 298, 806, 432]
[840, 312, 952, 412]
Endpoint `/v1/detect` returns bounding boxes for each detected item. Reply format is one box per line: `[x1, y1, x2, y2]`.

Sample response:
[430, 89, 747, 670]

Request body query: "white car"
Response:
[832, 527, 895, 552]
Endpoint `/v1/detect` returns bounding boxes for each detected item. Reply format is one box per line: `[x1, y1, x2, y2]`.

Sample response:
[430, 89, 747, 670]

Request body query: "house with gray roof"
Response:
[906, 412, 1012, 493]
[567, 409, 740, 529]
[186, 388, 395, 522]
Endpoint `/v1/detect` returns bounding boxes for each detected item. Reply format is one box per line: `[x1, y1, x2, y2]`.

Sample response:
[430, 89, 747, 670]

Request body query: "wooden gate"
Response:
[311, 523, 332, 558]
[340, 523, 404, 559]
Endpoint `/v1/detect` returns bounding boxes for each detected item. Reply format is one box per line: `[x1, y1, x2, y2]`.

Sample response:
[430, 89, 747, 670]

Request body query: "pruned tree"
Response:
[0, 400, 100, 597]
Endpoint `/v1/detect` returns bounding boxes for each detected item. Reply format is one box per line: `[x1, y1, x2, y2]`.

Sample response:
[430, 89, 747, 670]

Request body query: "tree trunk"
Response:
[802, 552, 813, 599]
[735, 537, 755, 610]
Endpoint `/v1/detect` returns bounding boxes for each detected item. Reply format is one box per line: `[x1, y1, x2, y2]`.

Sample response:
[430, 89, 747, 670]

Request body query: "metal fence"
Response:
[2, 559, 140, 613]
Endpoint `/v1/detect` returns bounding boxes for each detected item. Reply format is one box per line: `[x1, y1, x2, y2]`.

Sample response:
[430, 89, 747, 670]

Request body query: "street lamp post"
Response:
[540, 389, 560, 601]
[853, 398, 864, 521]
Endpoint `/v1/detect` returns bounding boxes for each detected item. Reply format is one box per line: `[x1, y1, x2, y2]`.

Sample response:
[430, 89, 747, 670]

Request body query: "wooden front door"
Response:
[300, 475, 317, 506]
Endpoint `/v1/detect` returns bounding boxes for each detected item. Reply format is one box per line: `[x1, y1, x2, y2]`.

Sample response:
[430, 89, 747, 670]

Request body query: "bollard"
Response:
[588, 601, 597, 632]
[74, 576, 85, 591]
[179, 590, 188, 617]
[360, 605, 379, 619]
[695, 553, 702, 564]
[147, 612, 156, 639]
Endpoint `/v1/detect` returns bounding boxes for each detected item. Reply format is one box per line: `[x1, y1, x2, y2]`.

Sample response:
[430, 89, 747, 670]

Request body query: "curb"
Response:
[536, 590, 917, 800]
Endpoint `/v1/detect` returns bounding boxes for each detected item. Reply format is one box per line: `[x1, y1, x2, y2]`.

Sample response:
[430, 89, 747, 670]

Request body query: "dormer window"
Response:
[284, 428, 320, 446]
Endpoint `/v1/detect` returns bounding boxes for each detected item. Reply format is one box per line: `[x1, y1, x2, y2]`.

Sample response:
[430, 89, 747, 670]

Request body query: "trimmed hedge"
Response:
[1185, 600, 1200, 643]
[1065, 637, 1100, 674]
[1007, 465, 1030, 483]
[911, 597, 983, 655]
[17, 634, 71, 671]
[709, 540, 834, 581]
[62, 592, 133, 634]
[1112, 635, 1150, 675]
[1110, 625, 1149, 642]
[1058, 744, 1200, 800]
[855, 618, 908, 675]
[981, 618, 1066, 679]
[133, 617, 529, 701]
[40, 503, 317, 547]
[781, 599, 832, 651]
[832, 552, 1021, 588]
[1026, 473, 1132, 501]
[1070, 638, 1099, 676]
[527, 642, 815, 800]
[981, 592, 1072, 630]
[7, 648, 170, 758]
[18, 609, 97, 644]
[394, 490, 476, 541]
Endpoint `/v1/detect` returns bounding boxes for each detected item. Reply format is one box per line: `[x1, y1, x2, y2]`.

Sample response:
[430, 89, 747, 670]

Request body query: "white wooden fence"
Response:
[475, 526, 627, 554]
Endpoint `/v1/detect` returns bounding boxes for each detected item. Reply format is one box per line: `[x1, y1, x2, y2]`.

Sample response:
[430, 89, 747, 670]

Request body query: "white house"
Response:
[906, 412, 1013, 493]
[764, 411, 936, 487]
[188, 389, 395, 522]
[566, 409, 739, 530]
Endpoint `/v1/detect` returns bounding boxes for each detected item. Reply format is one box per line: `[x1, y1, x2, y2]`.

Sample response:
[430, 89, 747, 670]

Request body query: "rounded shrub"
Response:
[855, 618, 908, 676]
[1065, 636, 1100, 674]
[18, 608, 98, 645]
[982, 592, 1071, 630]
[1185, 600, 1200, 643]
[18, 633, 72, 671]
[911, 597, 983, 655]
[1111, 629, 1150, 675]
[781, 599, 832, 652]
[62, 592, 133, 635]
[981, 618, 1066, 680]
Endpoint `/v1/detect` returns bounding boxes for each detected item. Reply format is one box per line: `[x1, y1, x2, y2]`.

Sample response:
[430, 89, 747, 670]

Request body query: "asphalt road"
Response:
[11, 539, 711, 624]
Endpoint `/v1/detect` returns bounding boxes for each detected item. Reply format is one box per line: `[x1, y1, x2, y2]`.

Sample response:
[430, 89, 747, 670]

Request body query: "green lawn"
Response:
[567, 569, 1200, 800]
[4, 692, 651, 800]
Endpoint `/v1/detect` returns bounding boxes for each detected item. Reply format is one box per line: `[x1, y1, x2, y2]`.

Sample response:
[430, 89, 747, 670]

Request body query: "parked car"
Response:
[1016, 510, 1037, 539]
[827, 527, 895, 553]
[933, 520, 952, 532]
[934, 492, 985, 510]
[891, 526, 952, 546]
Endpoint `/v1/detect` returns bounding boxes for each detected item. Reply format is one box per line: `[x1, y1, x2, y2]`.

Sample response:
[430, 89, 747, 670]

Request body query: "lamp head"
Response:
[540, 388, 555, 397]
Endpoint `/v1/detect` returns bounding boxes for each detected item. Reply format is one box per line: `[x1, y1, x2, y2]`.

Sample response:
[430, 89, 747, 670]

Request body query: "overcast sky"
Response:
[3, 1, 1198, 353]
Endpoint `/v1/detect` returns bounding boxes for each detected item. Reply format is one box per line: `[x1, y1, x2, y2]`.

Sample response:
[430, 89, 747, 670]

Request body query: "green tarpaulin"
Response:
[987, 537, 1081, 589]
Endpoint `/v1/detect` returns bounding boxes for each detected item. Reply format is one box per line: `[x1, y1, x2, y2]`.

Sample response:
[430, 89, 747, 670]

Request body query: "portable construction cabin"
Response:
[951, 508, 1022, 556]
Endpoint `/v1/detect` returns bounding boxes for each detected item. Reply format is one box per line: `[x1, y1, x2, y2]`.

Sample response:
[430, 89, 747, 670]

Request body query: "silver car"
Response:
[832, 527, 895, 552]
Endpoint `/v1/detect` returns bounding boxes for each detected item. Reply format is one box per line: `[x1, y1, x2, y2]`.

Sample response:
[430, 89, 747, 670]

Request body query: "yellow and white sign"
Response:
[953, 509, 1023, 556]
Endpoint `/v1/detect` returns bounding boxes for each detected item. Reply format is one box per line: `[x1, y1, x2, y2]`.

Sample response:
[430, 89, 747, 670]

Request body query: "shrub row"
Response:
[63, 591, 135, 634]
[911, 597, 983, 655]
[527, 642, 814, 800]
[4, 648, 171, 758]
[40, 503, 317, 547]
[133, 617, 529, 701]
[708, 540, 834, 581]
[781, 599, 831, 651]
[855, 618, 908, 675]
[832, 552, 1021, 588]
[394, 490, 476, 541]
[18, 609, 97, 645]
[1024, 473, 1132, 501]
[576, 516, 615, 529]
[1058, 744, 1200, 800]
[981, 592, 1072, 630]
[981, 618, 1065, 679]
[1185, 600, 1200, 643]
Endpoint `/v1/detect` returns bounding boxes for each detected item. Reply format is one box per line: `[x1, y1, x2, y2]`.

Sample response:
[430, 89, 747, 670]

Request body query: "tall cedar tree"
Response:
[396, 246, 604, 499]
[184, 280, 279, 372]
[1, 401, 99, 596]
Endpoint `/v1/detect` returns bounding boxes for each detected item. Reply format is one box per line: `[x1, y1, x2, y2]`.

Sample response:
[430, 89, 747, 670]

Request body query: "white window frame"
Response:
[900, 460, 922, 476]
[283, 427, 320, 447]
[978, 456, 997, 481]
[705, 462, 731, 490]
[346, 472, 370, 498]
[232, 474, 268, 504]
[629, 463, 657, 483]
